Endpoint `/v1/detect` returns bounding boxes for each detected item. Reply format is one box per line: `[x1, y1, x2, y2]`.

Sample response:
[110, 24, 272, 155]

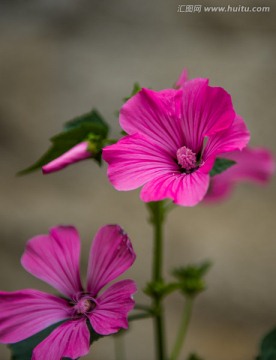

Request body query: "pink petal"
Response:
[42, 141, 91, 174]
[89, 280, 136, 335]
[140, 170, 210, 207]
[180, 78, 235, 153]
[0, 289, 70, 343]
[120, 88, 184, 154]
[205, 147, 275, 202]
[175, 68, 189, 88]
[32, 319, 90, 360]
[102, 133, 178, 191]
[202, 115, 250, 166]
[21, 226, 83, 298]
[86, 225, 136, 296]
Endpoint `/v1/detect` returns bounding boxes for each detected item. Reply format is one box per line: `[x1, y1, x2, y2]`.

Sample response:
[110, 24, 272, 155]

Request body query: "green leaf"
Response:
[210, 158, 236, 177]
[18, 109, 109, 175]
[63, 109, 108, 135]
[257, 327, 276, 360]
[9, 320, 102, 360]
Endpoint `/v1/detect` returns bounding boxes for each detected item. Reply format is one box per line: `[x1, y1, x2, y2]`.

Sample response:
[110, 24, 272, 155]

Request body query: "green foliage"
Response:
[172, 261, 212, 297]
[210, 158, 236, 177]
[257, 327, 276, 360]
[18, 109, 109, 175]
[9, 320, 102, 360]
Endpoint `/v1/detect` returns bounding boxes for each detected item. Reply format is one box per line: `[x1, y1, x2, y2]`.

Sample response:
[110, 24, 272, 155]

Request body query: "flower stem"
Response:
[170, 297, 194, 360]
[148, 201, 167, 360]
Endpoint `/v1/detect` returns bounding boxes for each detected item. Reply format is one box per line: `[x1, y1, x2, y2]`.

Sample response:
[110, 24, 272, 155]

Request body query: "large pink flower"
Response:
[103, 78, 250, 206]
[0, 225, 136, 360]
[205, 147, 275, 202]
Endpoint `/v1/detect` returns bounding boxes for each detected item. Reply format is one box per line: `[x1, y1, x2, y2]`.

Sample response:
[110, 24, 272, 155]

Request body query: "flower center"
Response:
[73, 296, 96, 315]
[176, 146, 197, 171]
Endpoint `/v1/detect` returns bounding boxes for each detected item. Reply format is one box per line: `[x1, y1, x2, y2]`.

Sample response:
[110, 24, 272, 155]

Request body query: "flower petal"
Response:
[203, 115, 250, 165]
[42, 141, 91, 174]
[120, 88, 184, 154]
[180, 78, 235, 153]
[86, 225, 136, 296]
[0, 289, 70, 343]
[21, 226, 83, 298]
[89, 280, 136, 335]
[140, 170, 210, 207]
[205, 147, 275, 202]
[102, 133, 178, 191]
[32, 319, 90, 360]
[175, 68, 188, 88]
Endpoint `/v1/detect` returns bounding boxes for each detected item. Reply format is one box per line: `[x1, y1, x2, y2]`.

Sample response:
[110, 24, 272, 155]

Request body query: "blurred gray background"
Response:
[0, 0, 275, 359]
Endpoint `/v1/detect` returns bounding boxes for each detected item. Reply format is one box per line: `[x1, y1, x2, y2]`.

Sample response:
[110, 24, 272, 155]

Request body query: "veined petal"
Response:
[102, 133, 178, 191]
[140, 170, 210, 207]
[205, 147, 275, 202]
[42, 141, 91, 174]
[203, 115, 250, 164]
[89, 280, 136, 335]
[181, 78, 235, 153]
[87, 225, 136, 296]
[21, 226, 83, 298]
[120, 88, 184, 154]
[32, 319, 90, 360]
[0, 289, 70, 343]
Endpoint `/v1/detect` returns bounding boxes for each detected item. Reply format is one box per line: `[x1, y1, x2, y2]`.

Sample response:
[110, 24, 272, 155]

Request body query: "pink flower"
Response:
[0, 225, 136, 360]
[42, 141, 92, 174]
[205, 147, 275, 202]
[103, 78, 250, 206]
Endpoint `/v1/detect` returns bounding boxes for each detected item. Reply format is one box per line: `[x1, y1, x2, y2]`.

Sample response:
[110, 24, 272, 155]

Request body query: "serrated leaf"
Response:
[258, 327, 276, 360]
[18, 109, 108, 175]
[210, 158, 236, 177]
[9, 320, 102, 360]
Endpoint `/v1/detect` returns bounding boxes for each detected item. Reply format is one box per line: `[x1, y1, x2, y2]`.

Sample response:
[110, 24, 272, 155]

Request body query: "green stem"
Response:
[170, 297, 194, 360]
[148, 201, 167, 360]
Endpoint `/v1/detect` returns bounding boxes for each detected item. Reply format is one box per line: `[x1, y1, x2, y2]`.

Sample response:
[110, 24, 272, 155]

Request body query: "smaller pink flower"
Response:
[0, 225, 136, 360]
[42, 141, 92, 174]
[205, 147, 275, 202]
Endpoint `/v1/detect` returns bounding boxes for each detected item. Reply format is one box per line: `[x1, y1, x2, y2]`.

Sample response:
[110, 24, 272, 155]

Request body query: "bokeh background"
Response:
[0, 0, 275, 359]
